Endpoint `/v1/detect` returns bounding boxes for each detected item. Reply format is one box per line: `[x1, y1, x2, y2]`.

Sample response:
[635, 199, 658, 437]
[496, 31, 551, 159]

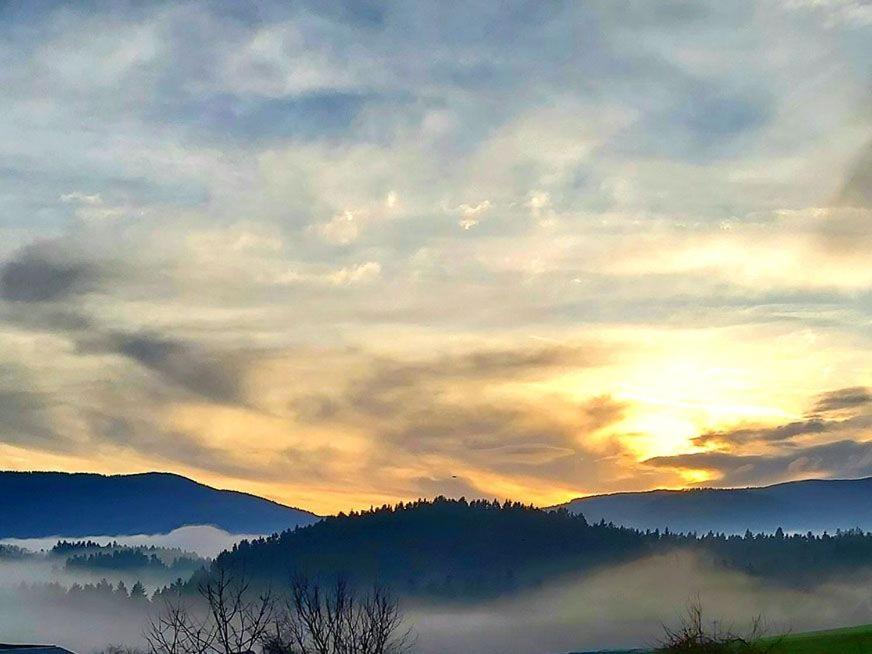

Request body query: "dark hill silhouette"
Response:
[195, 497, 872, 600]
[555, 477, 872, 534]
[0, 471, 318, 538]
[206, 498, 646, 599]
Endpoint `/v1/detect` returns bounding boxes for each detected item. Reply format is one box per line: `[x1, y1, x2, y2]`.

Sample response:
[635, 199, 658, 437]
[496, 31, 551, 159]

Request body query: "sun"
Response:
[618, 411, 701, 459]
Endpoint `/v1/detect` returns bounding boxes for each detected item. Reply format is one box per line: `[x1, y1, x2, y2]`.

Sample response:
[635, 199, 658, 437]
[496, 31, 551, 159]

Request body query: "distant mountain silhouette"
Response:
[555, 477, 872, 534]
[0, 471, 318, 538]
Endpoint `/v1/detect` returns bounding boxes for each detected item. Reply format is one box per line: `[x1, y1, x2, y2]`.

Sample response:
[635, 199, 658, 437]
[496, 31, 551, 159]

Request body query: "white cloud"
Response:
[60, 192, 102, 206]
[272, 261, 382, 288]
[316, 210, 360, 245]
[453, 200, 492, 230]
[526, 191, 555, 227]
[220, 20, 387, 98]
[328, 261, 382, 286]
[59, 192, 140, 224]
[783, 0, 872, 27]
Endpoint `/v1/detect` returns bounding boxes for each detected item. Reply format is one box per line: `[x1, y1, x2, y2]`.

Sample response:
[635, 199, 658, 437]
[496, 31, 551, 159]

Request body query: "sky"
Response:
[0, 0, 869, 514]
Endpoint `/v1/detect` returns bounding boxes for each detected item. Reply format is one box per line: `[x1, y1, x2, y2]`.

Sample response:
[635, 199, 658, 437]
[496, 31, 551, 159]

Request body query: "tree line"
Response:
[194, 497, 872, 599]
[66, 549, 201, 574]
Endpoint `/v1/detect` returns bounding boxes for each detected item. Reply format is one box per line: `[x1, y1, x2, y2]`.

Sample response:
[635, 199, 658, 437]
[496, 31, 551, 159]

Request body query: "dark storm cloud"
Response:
[0, 244, 96, 303]
[812, 386, 871, 414]
[645, 439, 872, 487]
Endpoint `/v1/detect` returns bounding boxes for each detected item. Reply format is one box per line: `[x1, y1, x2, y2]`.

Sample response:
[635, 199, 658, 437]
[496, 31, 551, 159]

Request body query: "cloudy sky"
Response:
[0, 1, 869, 513]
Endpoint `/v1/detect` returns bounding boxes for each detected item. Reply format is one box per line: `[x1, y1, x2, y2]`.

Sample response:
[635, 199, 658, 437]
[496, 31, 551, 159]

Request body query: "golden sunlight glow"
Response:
[679, 468, 716, 484]
[616, 412, 700, 459]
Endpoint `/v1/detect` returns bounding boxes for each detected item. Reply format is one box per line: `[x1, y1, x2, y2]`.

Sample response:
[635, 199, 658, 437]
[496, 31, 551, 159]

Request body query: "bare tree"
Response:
[148, 572, 412, 654]
[657, 598, 779, 653]
[146, 598, 216, 654]
[264, 577, 413, 654]
[146, 567, 274, 654]
[201, 567, 275, 654]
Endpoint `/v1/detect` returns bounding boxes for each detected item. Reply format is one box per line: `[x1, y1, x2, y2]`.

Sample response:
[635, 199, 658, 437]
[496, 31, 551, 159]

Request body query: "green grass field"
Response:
[573, 623, 872, 654]
[764, 624, 872, 653]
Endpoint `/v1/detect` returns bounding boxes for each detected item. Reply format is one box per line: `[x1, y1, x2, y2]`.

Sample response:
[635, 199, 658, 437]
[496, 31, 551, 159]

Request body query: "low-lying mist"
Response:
[0, 548, 871, 653]
[0, 525, 261, 559]
[0, 525, 261, 652]
[409, 551, 872, 654]
[0, 525, 258, 595]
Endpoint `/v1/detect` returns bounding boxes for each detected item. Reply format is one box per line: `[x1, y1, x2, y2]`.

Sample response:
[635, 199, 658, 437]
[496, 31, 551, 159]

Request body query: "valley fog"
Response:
[0, 526, 258, 651]
[1, 546, 871, 654]
[411, 551, 872, 653]
[0, 525, 262, 559]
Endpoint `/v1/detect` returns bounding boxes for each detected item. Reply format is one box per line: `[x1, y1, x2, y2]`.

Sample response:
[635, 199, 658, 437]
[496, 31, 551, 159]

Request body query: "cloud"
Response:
[0, 1, 868, 513]
[326, 344, 607, 423]
[838, 142, 872, 207]
[0, 240, 252, 406]
[815, 206, 872, 256]
[785, 0, 872, 28]
[640, 383, 872, 487]
[812, 387, 872, 413]
[315, 210, 359, 244]
[96, 332, 250, 405]
[645, 439, 872, 487]
[0, 385, 65, 452]
[327, 261, 381, 286]
[283, 344, 635, 502]
[454, 200, 492, 230]
[59, 191, 141, 223]
[693, 419, 831, 447]
[0, 244, 97, 303]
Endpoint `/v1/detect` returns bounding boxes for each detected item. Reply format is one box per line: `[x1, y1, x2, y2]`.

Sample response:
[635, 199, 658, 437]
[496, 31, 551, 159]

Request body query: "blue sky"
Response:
[0, 1, 869, 512]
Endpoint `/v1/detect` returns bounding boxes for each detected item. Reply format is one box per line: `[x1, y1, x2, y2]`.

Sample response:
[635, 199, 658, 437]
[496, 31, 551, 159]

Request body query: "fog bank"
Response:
[0, 550, 870, 653]
[411, 551, 872, 654]
[0, 525, 261, 559]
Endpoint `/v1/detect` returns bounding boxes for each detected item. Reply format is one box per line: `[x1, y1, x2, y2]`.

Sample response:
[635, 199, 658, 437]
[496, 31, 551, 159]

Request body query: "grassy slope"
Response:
[572, 624, 872, 654]
[766, 624, 872, 653]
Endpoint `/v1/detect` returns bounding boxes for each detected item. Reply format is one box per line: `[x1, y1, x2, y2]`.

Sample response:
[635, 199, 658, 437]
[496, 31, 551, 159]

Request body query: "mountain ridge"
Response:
[553, 476, 872, 534]
[0, 470, 319, 538]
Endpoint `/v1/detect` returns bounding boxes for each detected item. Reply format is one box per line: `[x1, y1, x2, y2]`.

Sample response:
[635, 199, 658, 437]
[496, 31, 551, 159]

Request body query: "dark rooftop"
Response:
[0, 645, 76, 654]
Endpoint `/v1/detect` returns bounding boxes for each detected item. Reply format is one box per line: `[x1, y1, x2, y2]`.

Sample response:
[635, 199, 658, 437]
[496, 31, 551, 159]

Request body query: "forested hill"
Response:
[205, 497, 872, 600]
[212, 498, 640, 598]
[555, 477, 872, 534]
[0, 471, 318, 538]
